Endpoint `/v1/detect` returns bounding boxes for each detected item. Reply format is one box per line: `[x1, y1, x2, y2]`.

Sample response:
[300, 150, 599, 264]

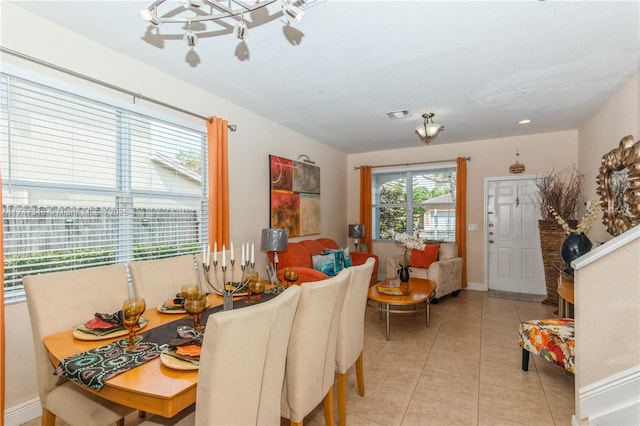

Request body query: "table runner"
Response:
[55, 340, 161, 390]
[55, 287, 283, 390]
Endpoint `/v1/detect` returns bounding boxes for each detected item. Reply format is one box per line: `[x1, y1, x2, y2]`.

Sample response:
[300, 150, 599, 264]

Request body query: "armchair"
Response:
[385, 243, 462, 300]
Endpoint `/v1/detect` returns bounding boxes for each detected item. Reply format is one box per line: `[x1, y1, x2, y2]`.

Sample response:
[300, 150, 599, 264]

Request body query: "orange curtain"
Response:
[359, 166, 372, 252]
[455, 157, 468, 288]
[1, 168, 5, 424]
[206, 117, 230, 249]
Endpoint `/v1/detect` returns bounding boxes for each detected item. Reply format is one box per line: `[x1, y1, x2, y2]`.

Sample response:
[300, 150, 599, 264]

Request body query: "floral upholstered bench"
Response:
[518, 318, 575, 374]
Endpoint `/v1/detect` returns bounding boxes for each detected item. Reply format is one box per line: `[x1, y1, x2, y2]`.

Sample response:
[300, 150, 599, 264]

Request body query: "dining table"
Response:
[43, 288, 274, 418]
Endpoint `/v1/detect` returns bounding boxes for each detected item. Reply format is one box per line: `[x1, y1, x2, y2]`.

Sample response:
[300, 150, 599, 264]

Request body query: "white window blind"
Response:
[372, 165, 457, 242]
[1, 73, 208, 304]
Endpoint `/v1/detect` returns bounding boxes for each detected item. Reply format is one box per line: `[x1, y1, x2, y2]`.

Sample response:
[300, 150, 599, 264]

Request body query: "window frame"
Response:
[371, 163, 457, 243]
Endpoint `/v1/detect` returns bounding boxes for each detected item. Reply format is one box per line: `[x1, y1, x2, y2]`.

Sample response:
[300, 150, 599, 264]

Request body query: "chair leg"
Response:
[522, 348, 530, 371]
[355, 351, 365, 396]
[41, 408, 56, 426]
[337, 373, 347, 426]
[323, 386, 335, 426]
[138, 410, 147, 418]
[116, 418, 125, 426]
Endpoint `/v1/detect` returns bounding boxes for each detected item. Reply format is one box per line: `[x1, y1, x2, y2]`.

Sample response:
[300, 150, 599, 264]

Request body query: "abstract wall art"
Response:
[269, 155, 321, 237]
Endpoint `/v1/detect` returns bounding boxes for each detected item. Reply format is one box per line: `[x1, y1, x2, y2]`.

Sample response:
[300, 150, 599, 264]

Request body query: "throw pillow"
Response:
[312, 252, 337, 276]
[342, 247, 352, 268]
[409, 244, 440, 269]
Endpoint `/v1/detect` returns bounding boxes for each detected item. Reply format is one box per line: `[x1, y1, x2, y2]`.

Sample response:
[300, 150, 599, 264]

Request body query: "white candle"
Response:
[205, 244, 210, 266]
[250, 242, 255, 263]
[202, 245, 207, 264]
[230, 241, 234, 261]
[241, 242, 246, 265]
[213, 242, 217, 263]
[222, 244, 226, 267]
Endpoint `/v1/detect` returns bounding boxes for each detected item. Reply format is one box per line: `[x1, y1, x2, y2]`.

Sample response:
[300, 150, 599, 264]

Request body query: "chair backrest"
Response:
[336, 258, 376, 374]
[195, 285, 301, 426]
[129, 254, 201, 309]
[280, 269, 350, 423]
[23, 264, 130, 405]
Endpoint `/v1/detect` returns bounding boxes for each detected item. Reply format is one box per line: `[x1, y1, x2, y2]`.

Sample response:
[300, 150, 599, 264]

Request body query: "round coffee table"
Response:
[367, 277, 437, 341]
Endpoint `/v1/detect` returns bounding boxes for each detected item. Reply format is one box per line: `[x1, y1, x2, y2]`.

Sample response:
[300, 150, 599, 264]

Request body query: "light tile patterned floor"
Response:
[22, 290, 574, 426]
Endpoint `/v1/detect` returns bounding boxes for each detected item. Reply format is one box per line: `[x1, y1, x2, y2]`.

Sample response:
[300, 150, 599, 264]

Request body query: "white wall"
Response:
[578, 73, 640, 244]
[1, 2, 347, 415]
[574, 72, 640, 423]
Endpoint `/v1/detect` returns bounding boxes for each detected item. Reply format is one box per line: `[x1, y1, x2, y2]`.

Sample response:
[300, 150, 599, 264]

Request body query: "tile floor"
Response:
[22, 290, 575, 426]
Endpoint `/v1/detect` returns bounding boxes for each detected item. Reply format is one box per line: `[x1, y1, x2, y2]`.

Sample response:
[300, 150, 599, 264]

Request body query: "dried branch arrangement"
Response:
[536, 166, 585, 221]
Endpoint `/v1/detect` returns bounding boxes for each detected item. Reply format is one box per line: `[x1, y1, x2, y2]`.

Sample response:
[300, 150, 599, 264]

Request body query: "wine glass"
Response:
[122, 298, 146, 349]
[249, 279, 266, 303]
[184, 292, 207, 332]
[180, 284, 200, 300]
[283, 268, 299, 287]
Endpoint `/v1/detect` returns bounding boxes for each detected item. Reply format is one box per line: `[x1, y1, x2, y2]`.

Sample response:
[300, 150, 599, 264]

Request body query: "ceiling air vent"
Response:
[385, 110, 412, 120]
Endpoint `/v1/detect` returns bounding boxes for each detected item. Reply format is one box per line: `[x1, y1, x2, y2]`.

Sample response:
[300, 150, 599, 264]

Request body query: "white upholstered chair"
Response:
[335, 258, 375, 426]
[281, 269, 350, 426]
[129, 254, 203, 309]
[23, 264, 134, 426]
[139, 285, 302, 426]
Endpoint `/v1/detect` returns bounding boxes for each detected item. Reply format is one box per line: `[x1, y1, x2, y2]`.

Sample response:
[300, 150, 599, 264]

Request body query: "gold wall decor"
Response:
[509, 149, 525, 174]
[595, 135, 640, 236]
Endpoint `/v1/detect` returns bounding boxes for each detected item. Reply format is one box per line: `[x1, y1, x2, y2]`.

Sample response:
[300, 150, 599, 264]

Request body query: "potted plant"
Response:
[536, 166, 584, 305]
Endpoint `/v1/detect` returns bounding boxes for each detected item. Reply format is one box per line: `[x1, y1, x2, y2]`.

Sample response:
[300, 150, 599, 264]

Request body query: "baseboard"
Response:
[4, 397, 41, 426]
[465, 281, 486, 292]
[578, 364, 640, 425]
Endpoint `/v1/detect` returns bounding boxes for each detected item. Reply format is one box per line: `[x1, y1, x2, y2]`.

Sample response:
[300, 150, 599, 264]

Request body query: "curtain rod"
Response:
[354, 156, 470, 170]
[0, 46, 236, 132]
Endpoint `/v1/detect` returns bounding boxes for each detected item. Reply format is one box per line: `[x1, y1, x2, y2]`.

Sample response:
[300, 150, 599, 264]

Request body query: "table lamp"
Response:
[261, 228, 288, 268]
[348, 224, 365, 251]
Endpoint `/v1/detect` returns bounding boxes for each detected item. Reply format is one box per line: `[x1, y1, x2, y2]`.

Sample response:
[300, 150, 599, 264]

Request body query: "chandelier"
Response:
[415, 113, 445, 143]
[140, 0, 308, 48]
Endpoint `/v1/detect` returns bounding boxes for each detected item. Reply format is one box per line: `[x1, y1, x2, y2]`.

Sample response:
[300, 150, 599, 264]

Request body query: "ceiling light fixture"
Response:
[139, 0, 308, 50]
[518, 119, 532, 125]
[415, 113, 444, 143]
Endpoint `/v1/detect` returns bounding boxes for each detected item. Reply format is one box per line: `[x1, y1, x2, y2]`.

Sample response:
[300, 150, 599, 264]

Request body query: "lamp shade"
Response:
[348, 224, 365, 238]
[260, 228, 288, 252]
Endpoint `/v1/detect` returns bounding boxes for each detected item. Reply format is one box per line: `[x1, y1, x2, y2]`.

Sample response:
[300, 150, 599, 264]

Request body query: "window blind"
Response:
[1, 73, 208, 304]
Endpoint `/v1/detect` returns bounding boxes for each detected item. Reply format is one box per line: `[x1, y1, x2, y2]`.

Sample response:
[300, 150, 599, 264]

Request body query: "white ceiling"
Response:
[8, 1, 640, 154]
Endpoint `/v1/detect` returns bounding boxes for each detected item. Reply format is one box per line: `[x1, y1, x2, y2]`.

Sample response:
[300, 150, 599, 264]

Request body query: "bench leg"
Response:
[522, 348, 530, 371]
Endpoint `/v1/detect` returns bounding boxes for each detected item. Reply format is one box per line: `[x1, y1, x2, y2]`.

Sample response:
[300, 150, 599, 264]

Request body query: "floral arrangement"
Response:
[548, 202, 601, 235]
[393, 231, 425, 266]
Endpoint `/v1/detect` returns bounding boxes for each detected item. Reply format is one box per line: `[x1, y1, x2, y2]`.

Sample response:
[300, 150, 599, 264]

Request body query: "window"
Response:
[1, 73, 208, 303]
[372, 164, 457, 242]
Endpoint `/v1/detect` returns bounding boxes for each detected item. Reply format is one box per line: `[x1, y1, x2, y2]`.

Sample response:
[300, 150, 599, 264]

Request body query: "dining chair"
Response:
[129, 254, 202, 309]
[139, 285, 302, 426]
[281, 268, 350, 426]
[23, 264, 134, 426]
[335, 257, 376, 426]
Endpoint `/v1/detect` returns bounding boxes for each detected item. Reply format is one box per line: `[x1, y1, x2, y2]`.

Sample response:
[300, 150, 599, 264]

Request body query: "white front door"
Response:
[486, 177, 546, 294]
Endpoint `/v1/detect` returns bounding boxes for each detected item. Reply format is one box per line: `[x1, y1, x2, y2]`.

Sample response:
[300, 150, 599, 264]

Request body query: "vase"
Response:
[398, 265, 410, 282]
[538, 219, 577, 306]
[560, 232, 593, 275]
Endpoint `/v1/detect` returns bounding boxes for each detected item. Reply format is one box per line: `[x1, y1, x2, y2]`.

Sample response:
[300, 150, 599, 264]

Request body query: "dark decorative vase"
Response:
[560, 232, 593, 275]
[398, 265, 410, 282]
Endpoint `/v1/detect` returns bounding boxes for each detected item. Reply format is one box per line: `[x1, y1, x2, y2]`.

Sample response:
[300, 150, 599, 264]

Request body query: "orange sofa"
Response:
[272, 238, 379, 286]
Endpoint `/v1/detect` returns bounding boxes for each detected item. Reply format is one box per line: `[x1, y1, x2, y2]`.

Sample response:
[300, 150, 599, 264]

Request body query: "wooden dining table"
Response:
[44, 292, 227, 418]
